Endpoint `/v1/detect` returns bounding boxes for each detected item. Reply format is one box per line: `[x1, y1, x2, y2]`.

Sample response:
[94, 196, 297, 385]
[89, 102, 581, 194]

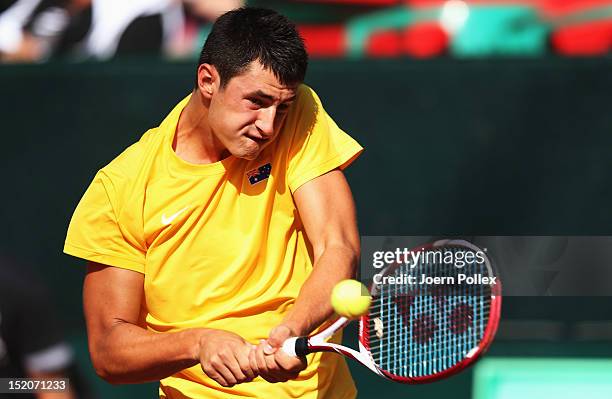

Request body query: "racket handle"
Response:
[281, 336, 310, 357]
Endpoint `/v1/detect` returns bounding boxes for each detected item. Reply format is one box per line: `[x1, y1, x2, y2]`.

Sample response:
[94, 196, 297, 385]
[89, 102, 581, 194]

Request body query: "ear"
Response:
[196, 63, 218, 99]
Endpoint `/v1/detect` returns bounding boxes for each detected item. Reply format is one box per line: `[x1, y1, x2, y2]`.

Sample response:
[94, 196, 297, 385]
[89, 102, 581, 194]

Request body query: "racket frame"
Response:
[282, 317, 384, 377]
[282, 239, 501, 383]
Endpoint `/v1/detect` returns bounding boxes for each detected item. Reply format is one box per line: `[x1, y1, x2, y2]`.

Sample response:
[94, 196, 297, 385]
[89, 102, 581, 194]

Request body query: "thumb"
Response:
[264, 325, 292, 355]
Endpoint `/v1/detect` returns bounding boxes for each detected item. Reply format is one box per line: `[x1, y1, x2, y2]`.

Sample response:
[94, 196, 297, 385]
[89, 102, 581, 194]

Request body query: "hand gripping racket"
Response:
[282, 239, 501, 383]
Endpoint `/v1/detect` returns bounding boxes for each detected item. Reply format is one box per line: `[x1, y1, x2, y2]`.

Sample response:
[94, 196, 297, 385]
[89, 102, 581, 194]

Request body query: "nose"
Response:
[255, 107, 276, 138]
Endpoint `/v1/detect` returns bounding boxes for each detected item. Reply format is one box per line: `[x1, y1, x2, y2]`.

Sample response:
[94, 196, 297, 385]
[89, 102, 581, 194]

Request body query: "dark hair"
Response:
[196, 7, 308, 88]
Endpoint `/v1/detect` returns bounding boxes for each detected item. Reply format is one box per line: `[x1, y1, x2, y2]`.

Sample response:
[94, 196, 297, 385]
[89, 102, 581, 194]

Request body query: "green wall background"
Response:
[1, 58, 611, 398]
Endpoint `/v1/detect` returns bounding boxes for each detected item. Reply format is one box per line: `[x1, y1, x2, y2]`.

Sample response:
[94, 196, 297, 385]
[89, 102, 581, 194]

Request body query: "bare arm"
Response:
[83, 263, 202, 383]
[251, 169, 359, 381]
[282, 169, 360, 335]
[84, 263, 255, 386]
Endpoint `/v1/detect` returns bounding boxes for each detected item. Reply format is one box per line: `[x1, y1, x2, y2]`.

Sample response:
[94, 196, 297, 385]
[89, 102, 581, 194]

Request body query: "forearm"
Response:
[90, 323, 204, 384]
[282, 244, 358, 336]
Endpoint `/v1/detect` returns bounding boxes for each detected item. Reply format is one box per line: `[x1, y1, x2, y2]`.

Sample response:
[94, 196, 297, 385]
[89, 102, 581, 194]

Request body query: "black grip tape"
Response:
[294, 336, 311, 357]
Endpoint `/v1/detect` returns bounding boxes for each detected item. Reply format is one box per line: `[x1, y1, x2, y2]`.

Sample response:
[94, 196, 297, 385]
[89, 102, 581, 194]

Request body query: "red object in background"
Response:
[366, 29, 403, 56]
[298, 25, 346, 57]
[543, 0, 612, 56]
[403, 22, 449, 58]
[361, 23, 450, 58]
[542, 0, 612, 16]
[298, 0, 399, 4]
[402, 0, 445, 6]
[551, 21, 612, 56]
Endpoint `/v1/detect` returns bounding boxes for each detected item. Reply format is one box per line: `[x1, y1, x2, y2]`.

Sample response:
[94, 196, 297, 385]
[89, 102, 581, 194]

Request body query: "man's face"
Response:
[206, 61, 298, 160]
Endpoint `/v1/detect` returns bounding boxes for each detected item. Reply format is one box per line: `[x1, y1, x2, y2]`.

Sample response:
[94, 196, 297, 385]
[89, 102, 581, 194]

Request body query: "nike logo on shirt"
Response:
[161, 207, 188, 225]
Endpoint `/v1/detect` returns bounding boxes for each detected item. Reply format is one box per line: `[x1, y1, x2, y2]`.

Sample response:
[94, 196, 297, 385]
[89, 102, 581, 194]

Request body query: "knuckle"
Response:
[267, 360, 279, 371]
[237, 355, 249, 366]
[218, 350, 230, 361]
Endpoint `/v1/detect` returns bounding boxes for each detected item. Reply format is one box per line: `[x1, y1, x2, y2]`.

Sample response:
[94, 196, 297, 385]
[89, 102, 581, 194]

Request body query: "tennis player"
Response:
[64, 7, 362, 399]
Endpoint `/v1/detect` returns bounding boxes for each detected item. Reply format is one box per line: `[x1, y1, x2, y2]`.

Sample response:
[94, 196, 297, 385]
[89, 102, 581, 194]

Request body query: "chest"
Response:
[140, 161, 297, 251]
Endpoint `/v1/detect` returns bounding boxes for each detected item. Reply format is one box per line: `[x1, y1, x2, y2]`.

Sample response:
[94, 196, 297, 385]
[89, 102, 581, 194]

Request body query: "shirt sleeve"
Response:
[63, 171, 146, 273]
[286, 85, 363, 193]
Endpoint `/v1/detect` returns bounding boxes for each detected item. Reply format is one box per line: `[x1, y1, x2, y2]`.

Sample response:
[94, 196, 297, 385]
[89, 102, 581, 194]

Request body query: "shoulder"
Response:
[280, 84, 326, 142]
[97, 128, 162, 190]
[293, 84, 324, 115]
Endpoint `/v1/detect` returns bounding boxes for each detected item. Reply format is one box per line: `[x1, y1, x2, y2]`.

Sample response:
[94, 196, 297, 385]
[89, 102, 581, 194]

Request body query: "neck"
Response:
[174, 91, 228, 164]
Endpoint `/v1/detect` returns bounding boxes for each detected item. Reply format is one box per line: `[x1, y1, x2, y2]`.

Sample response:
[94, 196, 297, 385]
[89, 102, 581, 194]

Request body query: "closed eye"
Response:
[248, 97, 265, 107]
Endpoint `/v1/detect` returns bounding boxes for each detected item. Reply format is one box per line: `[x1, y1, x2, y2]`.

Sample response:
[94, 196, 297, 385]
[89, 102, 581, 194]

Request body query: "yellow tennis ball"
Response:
[331, 279, 371, 318]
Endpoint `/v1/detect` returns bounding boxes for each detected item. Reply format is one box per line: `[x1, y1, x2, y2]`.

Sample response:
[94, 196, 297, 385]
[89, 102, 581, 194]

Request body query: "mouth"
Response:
[245, 134, 269, 146]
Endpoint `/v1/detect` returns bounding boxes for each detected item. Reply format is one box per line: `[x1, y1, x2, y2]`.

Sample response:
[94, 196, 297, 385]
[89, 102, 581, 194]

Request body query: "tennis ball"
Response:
[331, 279, 371, 318]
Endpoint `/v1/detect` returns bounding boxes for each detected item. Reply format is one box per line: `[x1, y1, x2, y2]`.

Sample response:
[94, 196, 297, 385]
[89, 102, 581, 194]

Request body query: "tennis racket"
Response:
[282, 239, 501, 383]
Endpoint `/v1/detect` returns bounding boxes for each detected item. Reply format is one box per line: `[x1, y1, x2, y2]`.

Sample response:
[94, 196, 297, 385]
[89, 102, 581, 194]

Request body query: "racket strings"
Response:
[366, 245, 494, 379]
[368, 296, 492, 372]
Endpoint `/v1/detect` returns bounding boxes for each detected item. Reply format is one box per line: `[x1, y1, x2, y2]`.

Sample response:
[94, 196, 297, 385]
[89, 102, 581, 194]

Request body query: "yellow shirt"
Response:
[64, 85, 363, 398]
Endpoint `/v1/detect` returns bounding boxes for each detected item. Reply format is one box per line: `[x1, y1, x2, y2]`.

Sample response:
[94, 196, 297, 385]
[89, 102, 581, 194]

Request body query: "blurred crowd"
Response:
[1, 0, 611, 62]
[0, 257, 95, 398]
[0, 0, 243, 62]
[290, 0, 612, 59]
